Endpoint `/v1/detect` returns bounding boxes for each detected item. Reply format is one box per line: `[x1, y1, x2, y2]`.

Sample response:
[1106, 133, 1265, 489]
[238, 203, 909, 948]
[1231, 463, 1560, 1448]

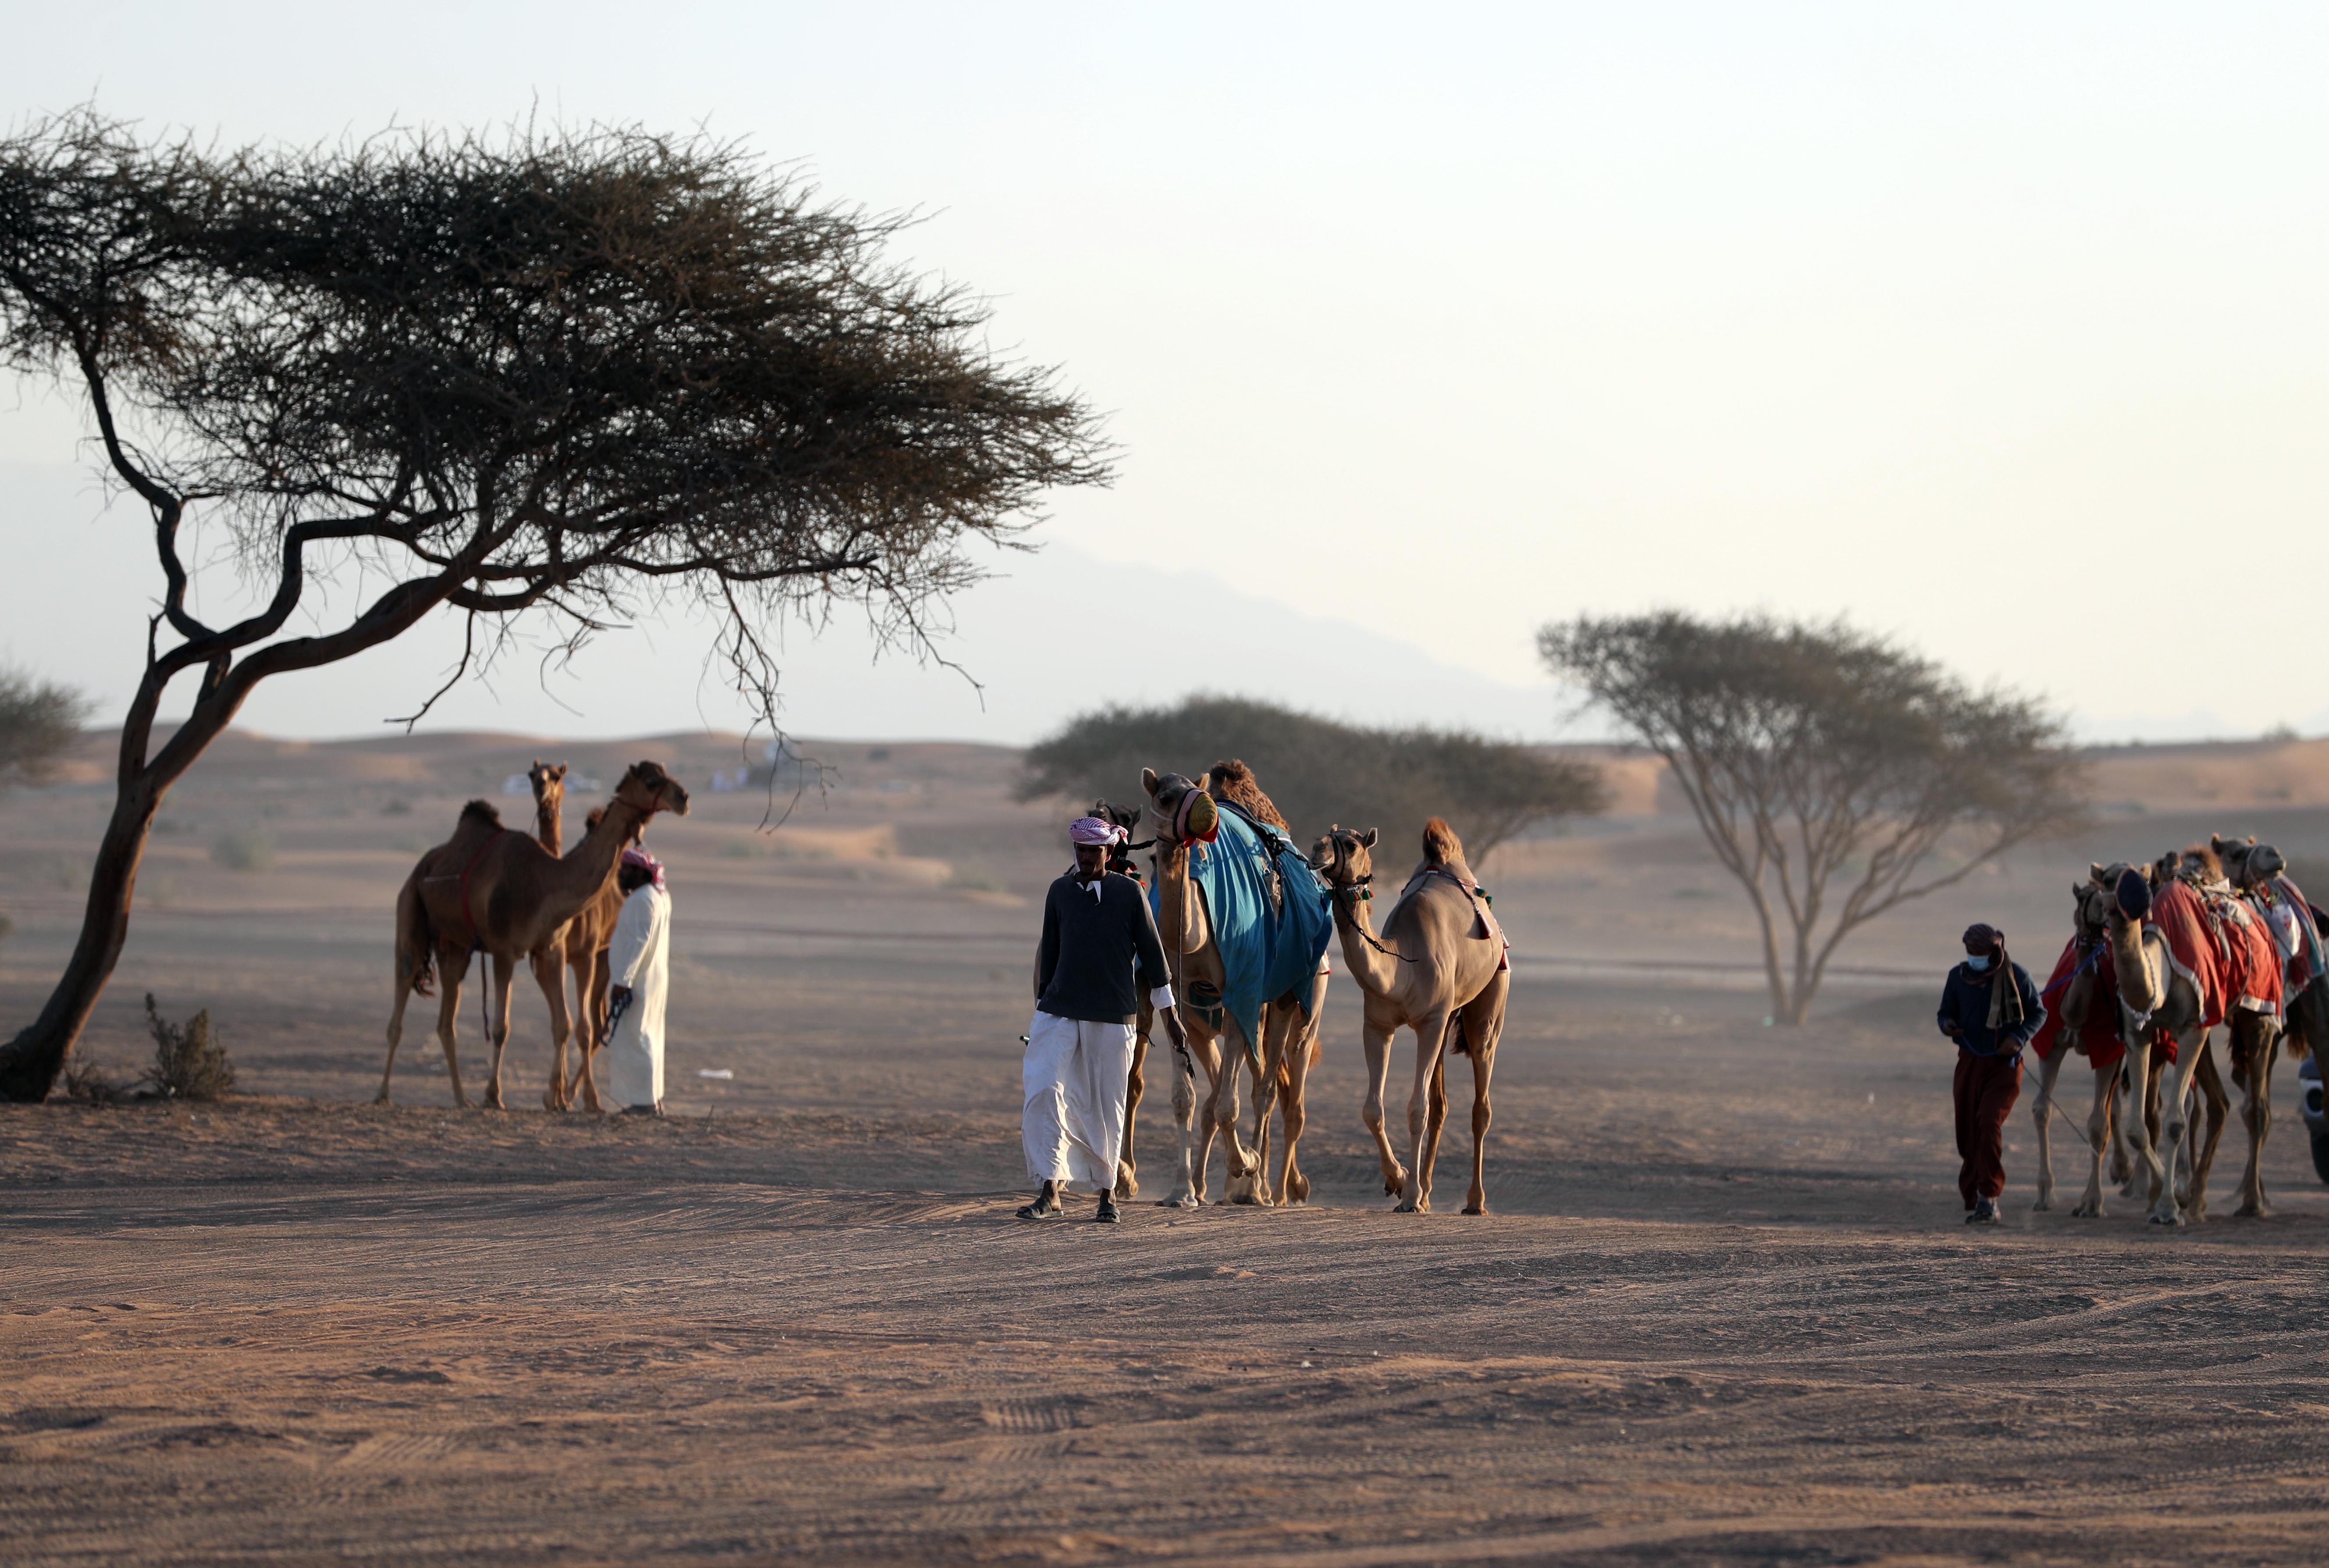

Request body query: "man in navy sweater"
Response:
[1937, 921, 2045, 1225]
[1019, 816, 1187, 1223]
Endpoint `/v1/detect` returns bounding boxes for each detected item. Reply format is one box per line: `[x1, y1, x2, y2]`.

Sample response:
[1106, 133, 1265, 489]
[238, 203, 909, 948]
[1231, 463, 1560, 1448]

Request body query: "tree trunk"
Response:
[0, 707, 224, 1101]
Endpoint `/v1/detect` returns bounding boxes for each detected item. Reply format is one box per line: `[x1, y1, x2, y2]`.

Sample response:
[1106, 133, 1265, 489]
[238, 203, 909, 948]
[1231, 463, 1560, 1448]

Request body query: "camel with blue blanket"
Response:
[1138, 765, 1334, 1207]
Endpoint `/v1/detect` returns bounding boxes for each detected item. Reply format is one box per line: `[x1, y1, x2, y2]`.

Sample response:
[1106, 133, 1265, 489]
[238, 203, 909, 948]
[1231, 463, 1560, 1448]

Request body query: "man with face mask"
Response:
[1937, 922, 2045, 1224]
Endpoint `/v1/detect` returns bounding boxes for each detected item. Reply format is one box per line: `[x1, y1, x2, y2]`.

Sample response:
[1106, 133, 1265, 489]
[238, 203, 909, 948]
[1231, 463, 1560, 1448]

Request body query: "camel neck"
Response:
[556, 798, 647, 899]
[534, 796, 562, 855]
[1329, 887, 1404, 996]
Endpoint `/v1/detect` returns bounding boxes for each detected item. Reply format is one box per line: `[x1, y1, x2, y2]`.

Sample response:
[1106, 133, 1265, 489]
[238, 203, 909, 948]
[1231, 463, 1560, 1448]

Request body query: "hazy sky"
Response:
[4, 4, 2325, 742]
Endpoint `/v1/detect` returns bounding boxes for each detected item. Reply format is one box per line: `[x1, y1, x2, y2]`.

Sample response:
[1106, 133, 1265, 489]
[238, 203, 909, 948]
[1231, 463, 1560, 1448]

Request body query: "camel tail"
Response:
[1422, 816, 1464, 866]
[396, 877, 438, 999]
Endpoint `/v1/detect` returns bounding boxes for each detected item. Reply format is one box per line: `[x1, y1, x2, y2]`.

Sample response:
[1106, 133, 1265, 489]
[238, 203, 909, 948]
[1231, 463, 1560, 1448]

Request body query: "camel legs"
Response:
[1275, 993, 1325, 1206]
[481, 951, 517, 1112]
[533, 948, 575, 1112]
[2184, 1043, 2232, 1221]
[1116, 1000, 1151, 1200]
[1458, 975, 1506, 1215]
[2070, 1062, 2117, 1218]
[2116, 1031, 2164, 1210]
[1359, 1009, 1408, 1198]
[1210, 1015, 1264, 1205]
[1161, 1023, 1221, 1208]
[2030, 1049, 2067, 1212]
[2147, 1030, 2204, 1225]
[561, 949, 612, 1114]
[381, 952, 422, 1107]
[1396, 1007, 1455, 1212]
[1246, 1001, 1307, 1208]
[1417, 1048, 1449, 1209]
[424, 946, 474, 1108]
[2229, 1016, 2280, 1218]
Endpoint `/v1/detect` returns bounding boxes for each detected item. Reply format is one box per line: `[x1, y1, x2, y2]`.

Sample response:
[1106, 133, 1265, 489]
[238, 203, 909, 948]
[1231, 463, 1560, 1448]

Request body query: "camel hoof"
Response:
[1393, 1200, 1421, 1213]
[2032, 1196, 2052, 1213]
[2235, 1201, 2268, 1219]
[2148, 1211, 2183, 1227]
[373, 1093, 393, 1107]
[1462, 1204, 1487, 1215]
[2071, 1203, 2100, 1218]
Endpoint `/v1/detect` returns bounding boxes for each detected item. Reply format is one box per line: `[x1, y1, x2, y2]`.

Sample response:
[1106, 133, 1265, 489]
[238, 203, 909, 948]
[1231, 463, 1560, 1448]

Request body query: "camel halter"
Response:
[1170, 788, 1218, 847]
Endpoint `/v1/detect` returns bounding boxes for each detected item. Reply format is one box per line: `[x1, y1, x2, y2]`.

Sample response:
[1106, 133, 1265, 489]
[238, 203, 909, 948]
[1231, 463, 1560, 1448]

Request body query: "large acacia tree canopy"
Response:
[0, 110, 1111, 719]
[1018, 694, 1608, 858]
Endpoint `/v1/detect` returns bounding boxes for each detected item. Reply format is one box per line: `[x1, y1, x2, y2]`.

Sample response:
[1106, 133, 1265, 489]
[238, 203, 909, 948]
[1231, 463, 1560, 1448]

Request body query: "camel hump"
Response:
[1206, 758, 1289, 830]
[460, 799, 504, 828]
[1422, 816, 1464, 867]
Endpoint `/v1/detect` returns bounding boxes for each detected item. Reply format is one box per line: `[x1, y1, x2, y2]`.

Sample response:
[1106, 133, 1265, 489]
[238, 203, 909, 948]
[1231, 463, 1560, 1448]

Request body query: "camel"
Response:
[2201, 833, 2318, 1216]
[2027, 880, 2128, 1217]
[2086, 859, 2235, 1224]
[381, 760, 690, 1109]
[1138, 767, 1321, 1207]
[522, 762, 645, 1113]
[1312, 817, 1508, 1214]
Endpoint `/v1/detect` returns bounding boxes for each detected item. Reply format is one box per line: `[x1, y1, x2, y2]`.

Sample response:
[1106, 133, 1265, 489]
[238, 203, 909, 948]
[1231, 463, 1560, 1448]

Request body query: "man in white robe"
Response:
[1020, 817, 1185, 1222]
[607, 848, 671, 1115]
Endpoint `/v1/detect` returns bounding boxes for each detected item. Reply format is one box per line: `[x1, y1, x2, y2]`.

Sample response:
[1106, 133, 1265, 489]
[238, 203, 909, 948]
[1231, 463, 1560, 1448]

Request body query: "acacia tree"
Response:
[1540, 612, 2084, 1024]
[1018, 693, 1607, 855]
[0, 111, 1108, 1099]
[0, 666, 89, 794]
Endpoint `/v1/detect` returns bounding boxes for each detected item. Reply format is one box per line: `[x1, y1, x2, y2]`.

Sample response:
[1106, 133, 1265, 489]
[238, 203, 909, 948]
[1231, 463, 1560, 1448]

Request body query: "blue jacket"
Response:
[1937, 961, 2044, 1057]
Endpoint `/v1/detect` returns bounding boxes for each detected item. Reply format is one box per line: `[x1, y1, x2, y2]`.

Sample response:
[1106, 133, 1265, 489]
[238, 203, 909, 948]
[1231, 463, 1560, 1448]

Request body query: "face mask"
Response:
[1966, 955, 1992, 972]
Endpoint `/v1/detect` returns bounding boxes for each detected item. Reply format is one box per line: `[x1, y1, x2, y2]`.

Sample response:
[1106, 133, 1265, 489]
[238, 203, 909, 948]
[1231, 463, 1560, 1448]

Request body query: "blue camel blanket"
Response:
[1154, 805, 1334, 1057]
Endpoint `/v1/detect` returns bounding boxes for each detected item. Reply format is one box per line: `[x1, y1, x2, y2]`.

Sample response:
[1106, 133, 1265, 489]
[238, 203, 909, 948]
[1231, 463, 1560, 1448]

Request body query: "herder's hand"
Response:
[1160, 1006, 1188, 1053]
[611, 985, 633, 1008]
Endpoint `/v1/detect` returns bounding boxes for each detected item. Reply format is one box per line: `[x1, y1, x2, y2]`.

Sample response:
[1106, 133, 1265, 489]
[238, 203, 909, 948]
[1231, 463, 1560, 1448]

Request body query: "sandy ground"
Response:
[9, 731, 2329, 1564]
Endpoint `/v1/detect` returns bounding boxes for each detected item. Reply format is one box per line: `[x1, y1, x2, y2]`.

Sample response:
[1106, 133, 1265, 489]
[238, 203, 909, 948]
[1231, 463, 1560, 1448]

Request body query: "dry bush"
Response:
[210, 830, 275, 872]
[59, 1051, 133, 1105]
[142, 993, 235, 1100]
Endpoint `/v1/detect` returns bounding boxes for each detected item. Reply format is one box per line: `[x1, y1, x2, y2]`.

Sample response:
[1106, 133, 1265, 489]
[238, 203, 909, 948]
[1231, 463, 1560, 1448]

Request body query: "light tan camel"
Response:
[523, 761, 644, 1112]
[1138, 768, 1315, 1207]
[2087, 859, 2233, 1224]
[381, 761, 690, 1108]
[1312, 818, 1509, 1214]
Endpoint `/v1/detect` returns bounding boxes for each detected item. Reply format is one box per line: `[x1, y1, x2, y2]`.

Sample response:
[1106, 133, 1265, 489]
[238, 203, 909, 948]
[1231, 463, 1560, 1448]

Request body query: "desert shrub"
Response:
[719, 838, 771, 860]
[381, 798, 412, 816]
[60, 1051, 133, 1105]
[143, 993, 235, 1100]
[210, 831, 275, 872]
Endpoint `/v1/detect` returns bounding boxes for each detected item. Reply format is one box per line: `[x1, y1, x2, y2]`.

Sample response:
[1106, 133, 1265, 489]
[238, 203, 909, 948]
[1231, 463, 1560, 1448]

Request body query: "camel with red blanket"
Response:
[2028, 881, 2135, 1216]
[2083, 861, 2244, 1225]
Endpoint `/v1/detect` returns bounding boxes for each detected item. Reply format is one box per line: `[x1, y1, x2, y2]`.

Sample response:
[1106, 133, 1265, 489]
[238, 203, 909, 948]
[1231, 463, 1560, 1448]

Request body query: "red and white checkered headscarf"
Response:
[621, 847, 666, 890]
[1068, 816, 1126, 847]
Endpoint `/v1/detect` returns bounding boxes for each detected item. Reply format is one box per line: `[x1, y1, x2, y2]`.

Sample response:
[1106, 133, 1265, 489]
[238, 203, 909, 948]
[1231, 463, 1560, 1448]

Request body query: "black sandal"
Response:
[1015, 1199, 1063, 1222]
[1094, 1195, 1120, 1224]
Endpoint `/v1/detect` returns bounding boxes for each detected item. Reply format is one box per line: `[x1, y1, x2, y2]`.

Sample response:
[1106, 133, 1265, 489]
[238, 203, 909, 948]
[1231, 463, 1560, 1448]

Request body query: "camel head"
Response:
[527, 759, 568, 808]
[1312, 824, 1378, 890]
[2089, 859, 2154, 925]
[1140, 767, 1218, 852]
[2211, 833, 2265, 888]
[613, 760, 691, 820]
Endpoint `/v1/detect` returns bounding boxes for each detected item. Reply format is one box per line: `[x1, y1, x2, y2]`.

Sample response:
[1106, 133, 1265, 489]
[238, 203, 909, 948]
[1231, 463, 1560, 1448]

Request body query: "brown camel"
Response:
[2028, 880, 2137, 1216]
[1312, 817, 1508, 1214]
[1138, 768, 1316, 1206]
[523, 761, 644, 1112]
[381, 761, 690, 1108]
[2195, 833, 2311, 1216]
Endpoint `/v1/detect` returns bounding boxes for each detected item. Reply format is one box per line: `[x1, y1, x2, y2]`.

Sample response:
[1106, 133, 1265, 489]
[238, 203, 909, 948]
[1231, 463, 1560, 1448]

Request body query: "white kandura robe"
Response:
[606, 882, 671, 1108]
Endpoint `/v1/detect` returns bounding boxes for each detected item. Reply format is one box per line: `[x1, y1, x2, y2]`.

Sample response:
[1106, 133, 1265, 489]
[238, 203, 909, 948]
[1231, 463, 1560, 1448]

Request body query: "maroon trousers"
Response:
[1953, 1050, 2023, 1207]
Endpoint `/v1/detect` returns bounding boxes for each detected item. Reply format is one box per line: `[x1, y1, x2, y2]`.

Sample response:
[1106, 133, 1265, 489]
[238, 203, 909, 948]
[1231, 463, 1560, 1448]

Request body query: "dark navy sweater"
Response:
[1936, 961, 2045, 1057]
[1034, 873, 1172, 1025]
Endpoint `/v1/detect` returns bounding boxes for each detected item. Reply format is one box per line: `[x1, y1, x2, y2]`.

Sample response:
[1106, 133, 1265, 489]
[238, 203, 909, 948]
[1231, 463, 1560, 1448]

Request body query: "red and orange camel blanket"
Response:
[2032, 878, 2284, 1069]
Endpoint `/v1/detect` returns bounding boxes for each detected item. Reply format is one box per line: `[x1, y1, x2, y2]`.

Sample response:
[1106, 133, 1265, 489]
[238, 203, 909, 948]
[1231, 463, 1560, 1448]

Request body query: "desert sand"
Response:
[7, 730, 2329, 1565]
